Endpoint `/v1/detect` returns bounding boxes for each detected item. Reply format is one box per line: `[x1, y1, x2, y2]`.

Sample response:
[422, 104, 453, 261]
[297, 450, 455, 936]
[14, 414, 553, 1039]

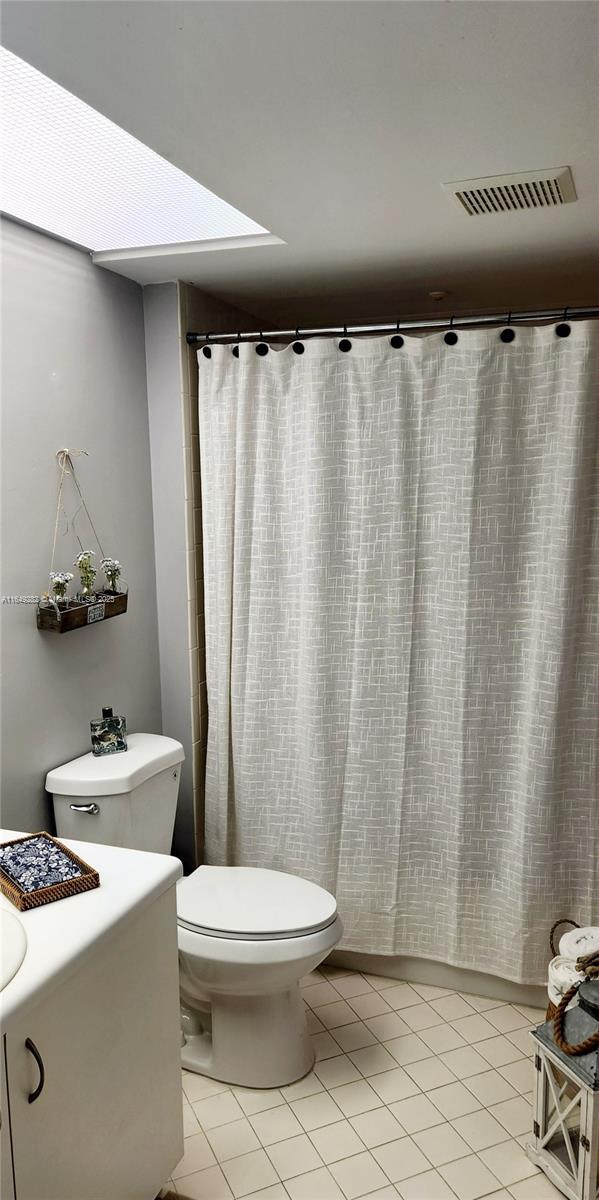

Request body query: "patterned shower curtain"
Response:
[198, 323, 599, 984]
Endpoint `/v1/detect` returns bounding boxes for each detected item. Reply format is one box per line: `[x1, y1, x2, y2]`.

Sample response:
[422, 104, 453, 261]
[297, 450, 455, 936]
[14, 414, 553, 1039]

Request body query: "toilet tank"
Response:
[46, 733, 185, 854]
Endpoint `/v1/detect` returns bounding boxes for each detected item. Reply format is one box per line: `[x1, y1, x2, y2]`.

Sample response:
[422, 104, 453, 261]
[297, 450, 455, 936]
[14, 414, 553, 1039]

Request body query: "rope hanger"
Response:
[48, 448, 106, 581]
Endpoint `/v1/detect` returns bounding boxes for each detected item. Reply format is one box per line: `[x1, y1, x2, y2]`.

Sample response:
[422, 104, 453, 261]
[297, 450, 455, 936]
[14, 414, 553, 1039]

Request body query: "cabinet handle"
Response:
[25, 1038, 45, 1103]
[69, 803, 100, 815]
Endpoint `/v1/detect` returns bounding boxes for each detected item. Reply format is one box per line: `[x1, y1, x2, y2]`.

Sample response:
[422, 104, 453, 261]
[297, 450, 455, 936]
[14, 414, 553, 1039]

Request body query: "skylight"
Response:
[0, 47, 270, 252]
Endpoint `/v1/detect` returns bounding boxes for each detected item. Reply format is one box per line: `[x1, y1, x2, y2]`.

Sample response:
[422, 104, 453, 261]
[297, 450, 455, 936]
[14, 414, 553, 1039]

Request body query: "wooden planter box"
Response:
[37, 590, 128, 633]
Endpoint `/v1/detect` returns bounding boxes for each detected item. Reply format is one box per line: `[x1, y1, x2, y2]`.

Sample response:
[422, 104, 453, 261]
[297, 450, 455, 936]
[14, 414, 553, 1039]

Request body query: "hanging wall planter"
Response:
[37, 449, 128, 634]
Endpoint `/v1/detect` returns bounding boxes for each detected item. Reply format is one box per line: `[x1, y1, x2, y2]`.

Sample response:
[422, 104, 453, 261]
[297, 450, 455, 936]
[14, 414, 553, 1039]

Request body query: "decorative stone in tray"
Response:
[0, 832, 100, 911]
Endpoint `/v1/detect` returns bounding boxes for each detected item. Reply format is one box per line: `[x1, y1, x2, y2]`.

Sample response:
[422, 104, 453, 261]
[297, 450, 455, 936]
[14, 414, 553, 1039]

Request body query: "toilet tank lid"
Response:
[45, 733, 185, 796]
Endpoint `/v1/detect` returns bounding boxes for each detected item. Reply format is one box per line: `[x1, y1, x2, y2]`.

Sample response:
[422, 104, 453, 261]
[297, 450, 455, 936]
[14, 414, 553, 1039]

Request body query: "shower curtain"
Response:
[198, 322, 599, 984]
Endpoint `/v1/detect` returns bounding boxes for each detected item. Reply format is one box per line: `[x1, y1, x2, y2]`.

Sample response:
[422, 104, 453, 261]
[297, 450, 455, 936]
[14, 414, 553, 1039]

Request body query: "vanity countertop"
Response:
[0, 829, 182, 1023]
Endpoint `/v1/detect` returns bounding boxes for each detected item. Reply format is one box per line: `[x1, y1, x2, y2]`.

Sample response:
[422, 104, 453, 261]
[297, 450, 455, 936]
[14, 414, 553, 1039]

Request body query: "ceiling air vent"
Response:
[444, 167, 577, 215]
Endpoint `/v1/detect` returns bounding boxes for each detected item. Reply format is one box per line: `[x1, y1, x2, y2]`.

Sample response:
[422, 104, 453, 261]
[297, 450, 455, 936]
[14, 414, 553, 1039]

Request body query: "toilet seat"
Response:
[177, 865, 337, 941]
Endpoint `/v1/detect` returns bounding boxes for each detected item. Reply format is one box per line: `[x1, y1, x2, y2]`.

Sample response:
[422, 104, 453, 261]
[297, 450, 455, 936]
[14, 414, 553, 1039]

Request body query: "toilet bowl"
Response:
[177, 866, 343, 1087]
[48, 735, 343, 1088]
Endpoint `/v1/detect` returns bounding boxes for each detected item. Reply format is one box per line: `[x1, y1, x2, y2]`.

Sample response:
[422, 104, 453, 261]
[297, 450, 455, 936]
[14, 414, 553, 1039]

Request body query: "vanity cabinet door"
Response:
[5, 887, 182, 1200]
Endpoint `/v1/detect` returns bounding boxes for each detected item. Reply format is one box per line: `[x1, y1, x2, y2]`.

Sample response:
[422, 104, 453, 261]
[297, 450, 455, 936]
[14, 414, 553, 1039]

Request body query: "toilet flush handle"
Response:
[69, 803, 100, 815]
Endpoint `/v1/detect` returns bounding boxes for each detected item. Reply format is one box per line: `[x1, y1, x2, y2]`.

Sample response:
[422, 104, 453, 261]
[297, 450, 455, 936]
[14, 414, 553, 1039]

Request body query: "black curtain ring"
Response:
[202, 339, 212, 359]
[556, 307, 571, 338]
[390, 322, 404, 349]
[444, 316, 458, 345]
[500, 314, 515, 343]
[339, 329, 352, 352]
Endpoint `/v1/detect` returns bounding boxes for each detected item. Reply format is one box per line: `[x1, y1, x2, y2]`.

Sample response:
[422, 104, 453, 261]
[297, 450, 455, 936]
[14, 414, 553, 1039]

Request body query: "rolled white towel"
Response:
[547, 955, 584, 1009]
[559, 925, 599, 961]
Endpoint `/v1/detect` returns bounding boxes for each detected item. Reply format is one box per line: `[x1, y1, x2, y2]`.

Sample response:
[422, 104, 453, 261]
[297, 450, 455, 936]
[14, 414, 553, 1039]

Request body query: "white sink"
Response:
[0, 908, 27, 991]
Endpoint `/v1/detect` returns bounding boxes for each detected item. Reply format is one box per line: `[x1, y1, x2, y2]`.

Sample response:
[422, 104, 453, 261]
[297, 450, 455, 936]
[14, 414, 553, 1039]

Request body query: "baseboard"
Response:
[327, 950, 546, 1009]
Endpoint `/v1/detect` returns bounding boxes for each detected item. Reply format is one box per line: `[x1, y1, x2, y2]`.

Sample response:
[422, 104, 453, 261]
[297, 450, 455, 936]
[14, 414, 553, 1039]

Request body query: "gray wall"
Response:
[0, 218, 162, 834]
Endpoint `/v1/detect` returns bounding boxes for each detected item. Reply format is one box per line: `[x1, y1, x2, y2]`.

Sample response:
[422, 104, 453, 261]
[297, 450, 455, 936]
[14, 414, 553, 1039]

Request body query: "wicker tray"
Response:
[0, 832, 100, 912]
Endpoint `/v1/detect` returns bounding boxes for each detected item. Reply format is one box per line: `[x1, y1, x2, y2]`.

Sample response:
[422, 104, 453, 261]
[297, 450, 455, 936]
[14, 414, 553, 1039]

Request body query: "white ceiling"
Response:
[2, 1, 599, 326]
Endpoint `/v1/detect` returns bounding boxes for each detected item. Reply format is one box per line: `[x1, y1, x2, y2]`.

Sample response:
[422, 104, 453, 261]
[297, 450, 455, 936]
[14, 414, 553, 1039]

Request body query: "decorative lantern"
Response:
[527, 956, 599, 1200]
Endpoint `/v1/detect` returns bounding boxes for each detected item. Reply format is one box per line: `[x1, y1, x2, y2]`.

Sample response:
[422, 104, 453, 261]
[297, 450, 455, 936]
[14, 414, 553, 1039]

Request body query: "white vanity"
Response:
[0, 829, 183, 1200]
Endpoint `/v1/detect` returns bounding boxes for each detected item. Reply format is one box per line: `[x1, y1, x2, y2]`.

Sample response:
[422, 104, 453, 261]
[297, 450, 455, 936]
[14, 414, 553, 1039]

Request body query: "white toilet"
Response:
[47, 733, 342, 1088]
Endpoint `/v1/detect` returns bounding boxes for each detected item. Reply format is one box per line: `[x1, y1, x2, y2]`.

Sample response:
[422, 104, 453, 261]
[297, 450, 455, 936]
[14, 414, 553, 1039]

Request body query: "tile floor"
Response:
[165, 964, 562, 1200]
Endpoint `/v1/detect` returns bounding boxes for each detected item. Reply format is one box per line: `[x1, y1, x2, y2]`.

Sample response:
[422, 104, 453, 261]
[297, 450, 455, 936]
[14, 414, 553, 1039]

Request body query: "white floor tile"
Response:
[383, 1034, 434, 1065]
[476, 1038, 526, 1069]
[403, 1058, 455, 1091]
[334, 975, 376, 1000]
[249, 1104, 304, 1146]
[314, 1000, 359, 1029]
[183, 1073, 231, 1104]
[430, 995, 477, 1022]
[308, 1118, 365, 1163]
[379, 984, 424, 1012]
[349, 993, 394, 1021]
[350, 1106, 406, 1147]
[513, 1005, 545, 1024]
[193, 1091, 245, 1131]
[505, 1029, 534, 1057]
[220, 1149, 279, 1198]
[451, 1110, 511, 1152]
[463, 1071, 518, 1107]
[321, 966, 355, 981]
[329, 1150, 390, 1199]
[291, 1091, 345, 1131]
[410, 984, 454, 1002]
[450, 1015, 498, 1044]
[349, 1044, 399, 1077]
[360, 1188, 399, 1199]
[285, 1166, 345, 1199]
[497, 1060, 534, 1095]
[315, 1055, 363, 1090]
[478, 1141, 539, 1187]
[241, 1186, 288, 1200]
[233, 1088, 286, 1116]
[333, 1023, 379, 1053]
[183, 1103, 201, 1137]
[306, 1009, 325, 1034]
[174, 1163, 233, 1199]
[438, 1153, 501, 1200]
[487, 1097, 532, 1138]
[313, 1031, 345, 1060]
[331, 1079, 385, 1117]
[368, 1067, 420, 1105]
[388, 1095, 445, 1135]
[281, 1072, 325, 1102]
[427, 1081, 483, 1120]
[206, 1117, 261, 1162]
[265, 1133, 323, 1180]
[418, 1025, 467, 1054]
[461, 995, 505, 1013]
[372, 1136, 431, 1183]
[302, 982, 341, 1008]
[364, 1013, 411, 1042]
[508, 1173, 564, 1198]
[412, 1122, 471, 1167]
[400, 1004, 442, 1032]
[173, 1131, 217, 1178]
[362, 974, 403, 992]
[440, 1047, 489, 1079]
[301, 970, 325, 987]
[484, 1008, 531, 1036]
[396, 1167, 457, 1199]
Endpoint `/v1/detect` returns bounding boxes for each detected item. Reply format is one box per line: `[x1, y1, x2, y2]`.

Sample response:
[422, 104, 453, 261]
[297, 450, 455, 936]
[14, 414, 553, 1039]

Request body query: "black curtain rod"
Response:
[186, 305, 599, 345]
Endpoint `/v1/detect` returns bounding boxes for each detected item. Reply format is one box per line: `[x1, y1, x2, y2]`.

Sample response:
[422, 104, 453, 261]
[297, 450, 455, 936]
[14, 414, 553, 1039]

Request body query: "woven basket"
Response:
[0, 832, 99, 912]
